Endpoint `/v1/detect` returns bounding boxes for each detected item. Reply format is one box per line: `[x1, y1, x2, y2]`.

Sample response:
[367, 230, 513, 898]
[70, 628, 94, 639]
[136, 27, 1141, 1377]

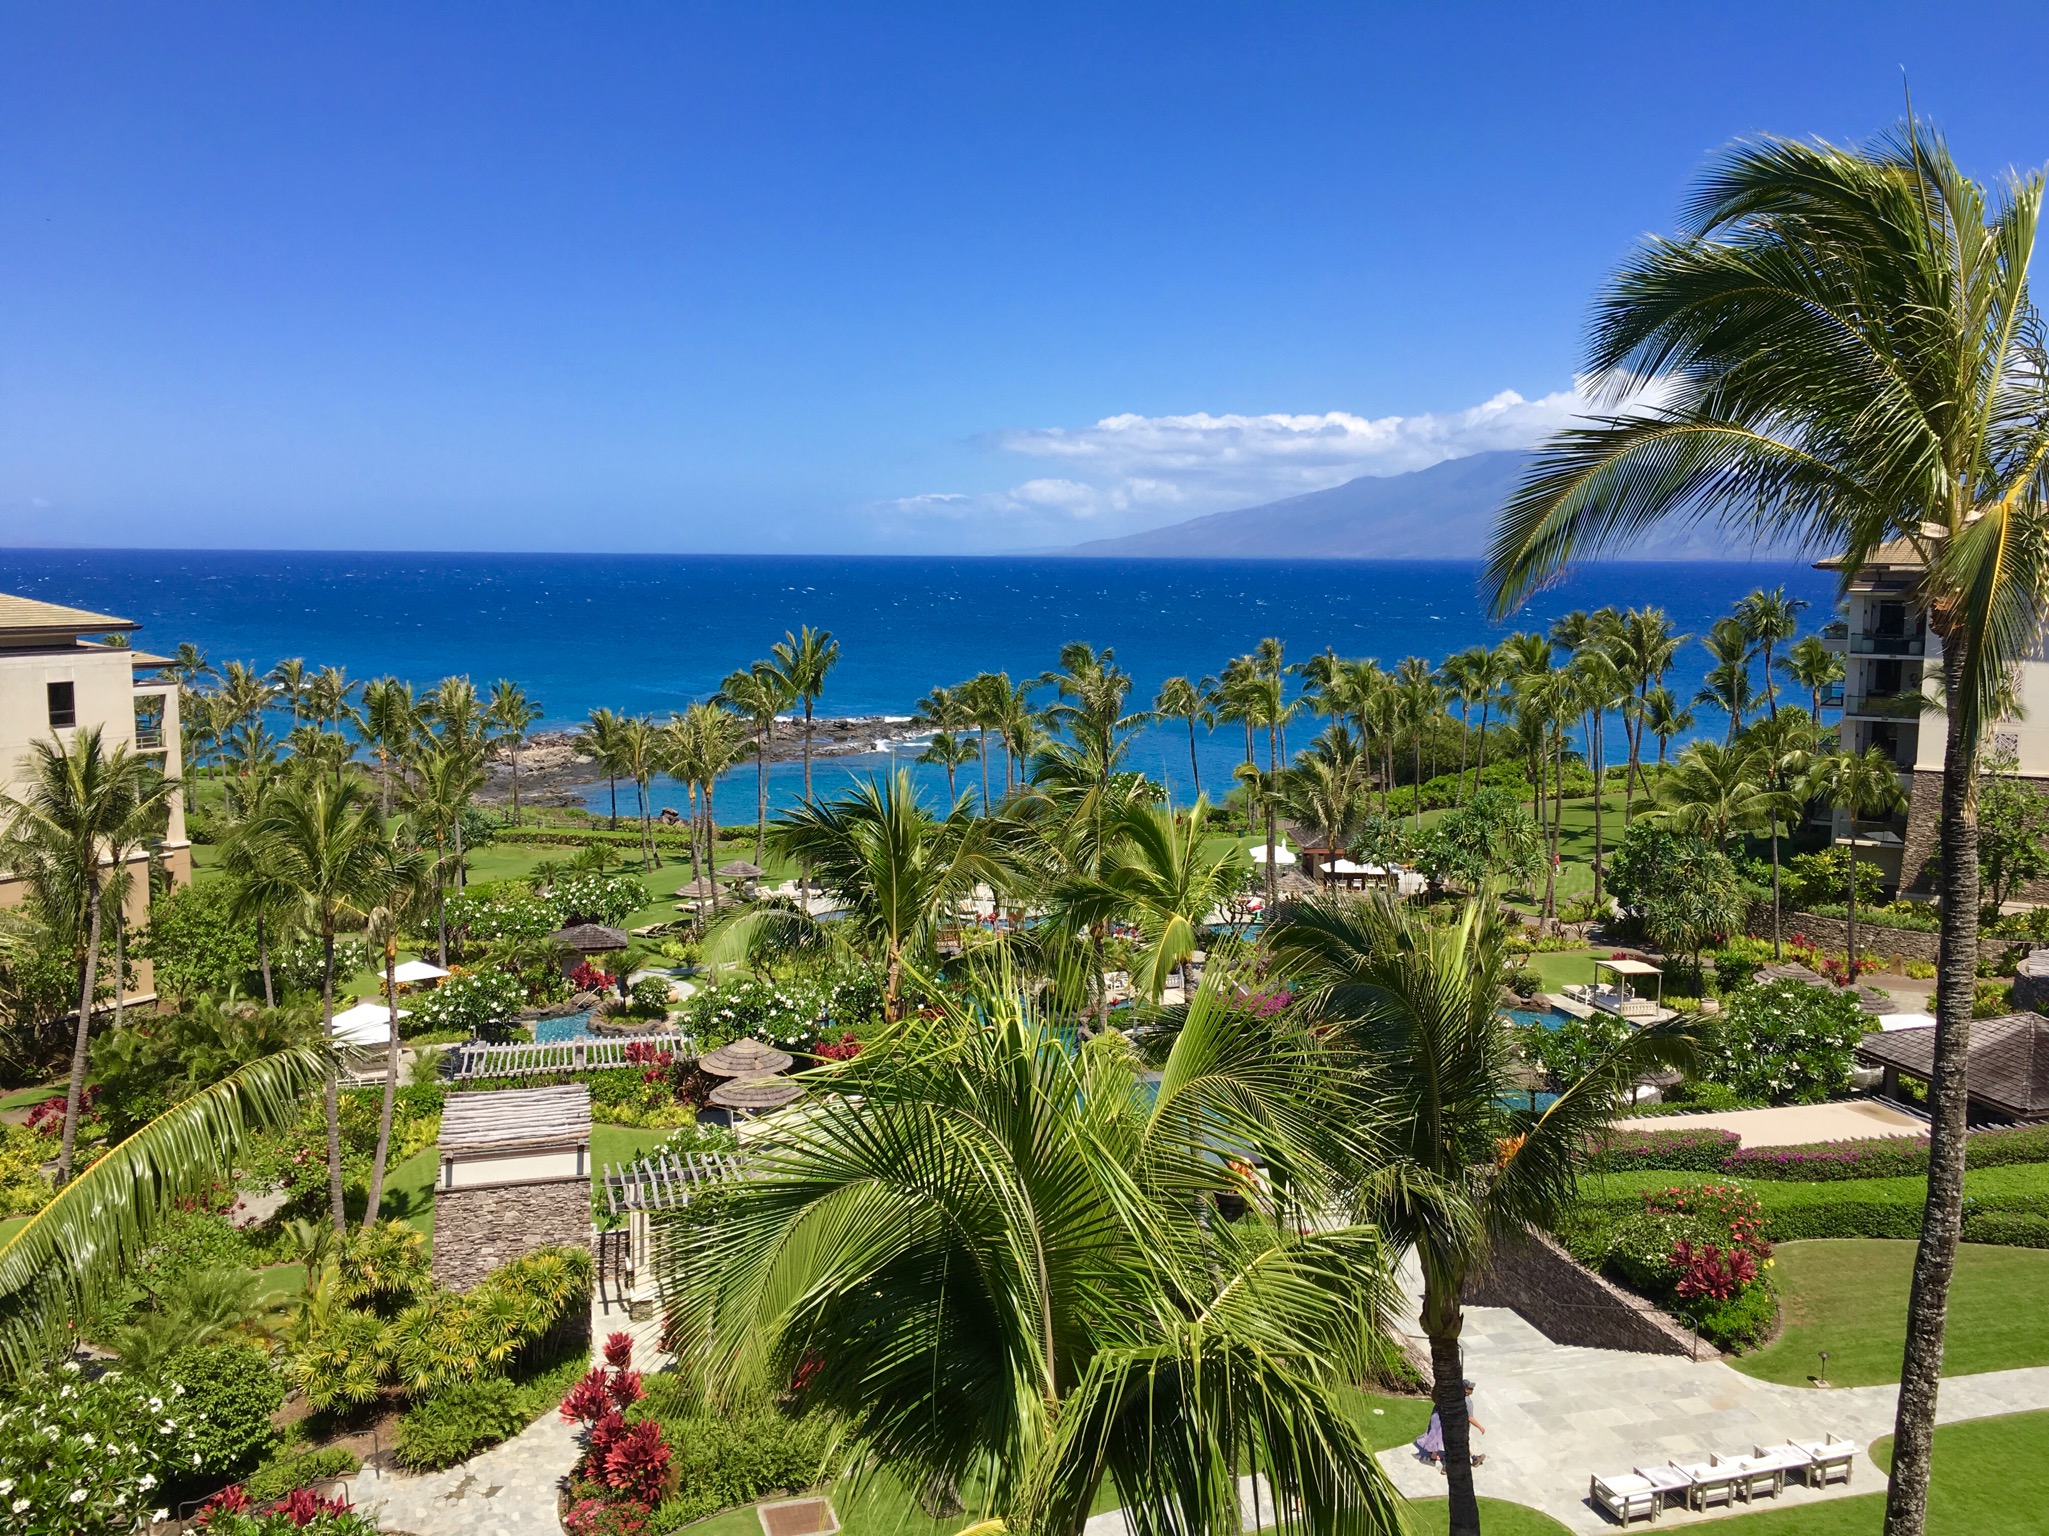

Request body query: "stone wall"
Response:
[432, 1176, 590, 1292]
[1463, 1227, 1704, 1358]
[1775, 909, 2012, 968]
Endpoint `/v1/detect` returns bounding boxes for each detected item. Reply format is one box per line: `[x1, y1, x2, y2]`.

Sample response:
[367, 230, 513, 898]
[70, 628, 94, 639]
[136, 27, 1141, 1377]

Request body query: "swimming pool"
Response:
[534, 1012, 596, 1043]
[1503, 1006, 1575, 1032]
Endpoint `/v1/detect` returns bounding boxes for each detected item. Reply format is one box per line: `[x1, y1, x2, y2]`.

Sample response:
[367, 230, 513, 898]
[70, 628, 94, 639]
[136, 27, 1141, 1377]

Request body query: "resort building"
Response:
[0, 593, 189, 1005]
[1818, 543, 2049, 897]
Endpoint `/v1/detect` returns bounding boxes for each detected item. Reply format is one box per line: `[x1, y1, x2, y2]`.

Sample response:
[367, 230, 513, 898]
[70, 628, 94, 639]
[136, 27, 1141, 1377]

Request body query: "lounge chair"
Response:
[1790, 1435, 1859, 1486]
[1672, 1459, 1741, 1510]
[1632, 1463, 1692, 1515]
[1726, 1456, 1789, 1501]
[1589, 1472, 1661, 1524]
[1752, 1442, 1820, 1488]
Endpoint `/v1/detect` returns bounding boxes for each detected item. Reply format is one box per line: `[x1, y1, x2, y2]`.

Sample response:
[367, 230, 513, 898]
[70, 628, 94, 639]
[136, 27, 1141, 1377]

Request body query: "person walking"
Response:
[1415, 1380, 1487, 1470]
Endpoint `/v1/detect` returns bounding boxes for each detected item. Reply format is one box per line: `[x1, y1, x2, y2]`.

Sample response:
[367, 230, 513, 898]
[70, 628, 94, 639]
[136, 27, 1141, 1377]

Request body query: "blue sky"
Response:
[4, 2, 2048, 554]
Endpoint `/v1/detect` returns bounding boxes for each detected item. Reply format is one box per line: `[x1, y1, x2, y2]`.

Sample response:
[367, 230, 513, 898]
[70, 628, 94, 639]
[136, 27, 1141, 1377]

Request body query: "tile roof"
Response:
[0, 593, 136, 636]
[1857, 1012, 2049, 1120]
[439, 1083, 591, 1155]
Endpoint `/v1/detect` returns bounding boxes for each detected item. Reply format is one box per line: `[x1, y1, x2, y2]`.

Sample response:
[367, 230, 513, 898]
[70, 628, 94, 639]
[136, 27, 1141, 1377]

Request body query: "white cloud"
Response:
[870, 384, 1616, 550]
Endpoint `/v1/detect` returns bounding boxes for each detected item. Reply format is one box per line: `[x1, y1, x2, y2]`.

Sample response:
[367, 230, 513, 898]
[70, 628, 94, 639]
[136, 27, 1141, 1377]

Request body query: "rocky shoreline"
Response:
[478, 718, 931, 808]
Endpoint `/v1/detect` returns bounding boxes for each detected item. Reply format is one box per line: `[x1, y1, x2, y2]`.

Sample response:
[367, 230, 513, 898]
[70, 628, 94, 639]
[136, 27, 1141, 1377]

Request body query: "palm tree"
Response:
[404, 743, 478, 963]
[1439, 646, 1490, 802]
[364, 829, 431, 1225]
[578, 706, 626, 830]
[717, 664, 795, 862]
[1807, 746, 1909, 978]
[1613, 607, 1686, 817]
[1486, 126, 2049, 1531]
[961, 673, 1009, 813]
[269, 657, 309, 729]
[614, 716, 662, 872]
[1744, 709, 1822, 958]
[1152, 676, 1211, 803]
[709, 771, 1016, 1017]
[1641, 687, 1692, 772]
[769, 625, 839, 810]
[666, 703, 751, 907]
[0, 728, 179, 1185]
[307, 665, 360, 736]
[1275, 738, 1370, 867]
[1270, 893, 1694, 1536]
[1566, 645, 1629, 902]
[486, 680, 543, 825]
[1393, 658, 1442, 827]
[1645, 740, 1779, 848]
[1695, 617, 1757, 743]
[657, 979, 1403, 1536]
[916, 730, 979, 802]
[360, 677, 420, 817]
[0, 1044, 329, 1376]
[252, 776, 395, 1230]
[1780, 635, 1846, 723]
[1736, 587, 1808, 720]
[1076, 800, 1247, 1001]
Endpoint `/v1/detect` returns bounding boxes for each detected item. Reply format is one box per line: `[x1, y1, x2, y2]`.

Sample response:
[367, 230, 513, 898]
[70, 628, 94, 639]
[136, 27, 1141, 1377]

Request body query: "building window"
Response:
[47, 681, 76, 729]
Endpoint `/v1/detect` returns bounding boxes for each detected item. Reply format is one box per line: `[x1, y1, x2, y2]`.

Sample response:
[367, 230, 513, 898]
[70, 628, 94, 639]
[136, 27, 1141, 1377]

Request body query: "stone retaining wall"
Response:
[1463, 1227, 1705, 1358]
[432, 1176, 591, 1292]
[1771, 909, 2013, 968]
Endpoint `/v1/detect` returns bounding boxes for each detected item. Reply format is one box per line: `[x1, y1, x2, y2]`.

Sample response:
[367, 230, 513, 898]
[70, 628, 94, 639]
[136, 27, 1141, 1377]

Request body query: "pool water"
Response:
[1503, 1007, 1575, 1032]
[534, 1013, 596, 1043]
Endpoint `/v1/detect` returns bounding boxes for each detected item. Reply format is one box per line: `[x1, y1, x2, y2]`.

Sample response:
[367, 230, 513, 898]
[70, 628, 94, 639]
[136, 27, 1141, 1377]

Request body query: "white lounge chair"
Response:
[1726, 1455, 1789, 1501]
[1752, 1442, 1820, 1488]
[1790, 1435, 1859, 1486]
[1590, 1472, 1661, 1524]
[1633, 1463, 1692, 1516]
[1673, 1459, 1741, 1510]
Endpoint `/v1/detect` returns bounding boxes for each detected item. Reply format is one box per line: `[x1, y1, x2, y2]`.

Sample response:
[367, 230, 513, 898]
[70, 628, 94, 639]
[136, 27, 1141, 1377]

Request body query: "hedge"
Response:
[1573, 1163, 2049, 1243]
[1595, 1120, 2049, 1183]
[493, 825, 757, 851]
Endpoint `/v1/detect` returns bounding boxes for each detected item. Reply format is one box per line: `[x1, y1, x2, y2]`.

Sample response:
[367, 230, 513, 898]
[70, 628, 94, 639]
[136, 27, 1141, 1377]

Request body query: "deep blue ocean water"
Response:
[0, 550, 1836, 815]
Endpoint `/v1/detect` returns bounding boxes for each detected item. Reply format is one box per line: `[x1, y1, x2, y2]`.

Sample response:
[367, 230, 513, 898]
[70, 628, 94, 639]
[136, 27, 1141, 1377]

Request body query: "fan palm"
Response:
[486, 679, 544, 825]
[0, 1043, 328, 1377]
[0, 727, 180, 1185]
[1270, 893, 1695, 1536]
[707, 770, 1017, 1017]
[1806, 746, 1909, 978]
[1486, 128, 2049, 1529]
[252, 775, 396, 1230]
[656, 973, 1402, 1536]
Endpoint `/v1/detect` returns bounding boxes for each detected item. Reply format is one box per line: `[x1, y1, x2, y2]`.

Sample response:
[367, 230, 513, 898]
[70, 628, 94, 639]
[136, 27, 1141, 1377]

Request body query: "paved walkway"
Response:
[1380, 1301, 2049, 1531]
[353, 1287, 664, 1536]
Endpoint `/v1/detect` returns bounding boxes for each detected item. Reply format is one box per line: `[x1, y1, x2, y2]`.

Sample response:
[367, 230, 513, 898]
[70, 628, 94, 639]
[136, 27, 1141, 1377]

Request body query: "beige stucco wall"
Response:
[440, 1145, 589, 1190]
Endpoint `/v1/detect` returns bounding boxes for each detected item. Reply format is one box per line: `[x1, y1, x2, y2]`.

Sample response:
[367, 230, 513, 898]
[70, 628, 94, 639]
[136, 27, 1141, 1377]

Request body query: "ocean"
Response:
[0, 549, 1837, 816]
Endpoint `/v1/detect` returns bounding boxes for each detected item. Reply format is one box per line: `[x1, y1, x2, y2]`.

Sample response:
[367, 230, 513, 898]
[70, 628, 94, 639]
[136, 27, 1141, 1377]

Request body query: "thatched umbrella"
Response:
[718, 860, 766, 881]
[708, 1075, 803, 1112]
[700, 1037, 795, 1077]
[549, 922, 630, 954]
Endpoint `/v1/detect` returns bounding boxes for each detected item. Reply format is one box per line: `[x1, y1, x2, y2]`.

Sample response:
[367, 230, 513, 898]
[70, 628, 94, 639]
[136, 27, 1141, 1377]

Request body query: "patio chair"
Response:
[1751, 1442, 1819, 1487]
[1790, 1435, 1859, 1486]
[1589, 1472, 1661, 1525]
[1672, 1458, 1741, 1511]
[1727, 1455, 1788, 1501]
[1632, 1463, 1693, 1515]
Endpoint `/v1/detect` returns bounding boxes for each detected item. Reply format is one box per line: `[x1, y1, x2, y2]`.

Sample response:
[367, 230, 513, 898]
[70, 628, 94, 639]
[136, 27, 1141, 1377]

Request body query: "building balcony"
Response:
[1817, 684, 1845, 707]
[134, 726, 166, 750]
[1844, 693, 1928, 721]
[1845, 632, 1927, 656]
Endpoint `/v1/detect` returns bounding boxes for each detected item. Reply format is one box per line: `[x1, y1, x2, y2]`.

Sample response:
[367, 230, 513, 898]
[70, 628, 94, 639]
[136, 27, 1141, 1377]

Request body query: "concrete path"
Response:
[353, 1287, 664, 1536]
[1380, 1300, 2049, 1531]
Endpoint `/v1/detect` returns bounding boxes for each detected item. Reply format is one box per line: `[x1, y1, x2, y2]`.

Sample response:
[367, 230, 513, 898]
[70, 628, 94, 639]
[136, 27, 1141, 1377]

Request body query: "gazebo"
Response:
[1590, 957, 1665, 1019]
[550, 922, 630, 956]
[718, 860, 766, 897]
[700, 1038, 795, 1077]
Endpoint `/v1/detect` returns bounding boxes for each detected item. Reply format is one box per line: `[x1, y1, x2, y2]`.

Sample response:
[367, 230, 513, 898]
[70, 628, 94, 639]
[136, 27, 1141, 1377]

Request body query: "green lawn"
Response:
[0, 1081, 64, 1111]
[1522, 949, 1601, 990]
[0, 1215, 25, 1245]
[1713, 1411, 2049, 1533]
[1733, 1241, 2049, 1388]
[1405, 1499, 1574, 1536]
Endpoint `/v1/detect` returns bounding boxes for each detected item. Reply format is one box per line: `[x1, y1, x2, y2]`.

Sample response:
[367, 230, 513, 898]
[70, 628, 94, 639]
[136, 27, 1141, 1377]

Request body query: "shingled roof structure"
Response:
[1858, 1013, 2049, 1123]
[440, 1083, 593, 1156]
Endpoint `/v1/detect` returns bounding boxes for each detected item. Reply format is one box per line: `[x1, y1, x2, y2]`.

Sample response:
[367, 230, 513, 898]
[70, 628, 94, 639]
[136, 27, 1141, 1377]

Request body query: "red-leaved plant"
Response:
[604, 1331, 636, 1369]
[197, 1487, 253, 1525]
[277, 1487, 354, 1526]
[813, 1030, 862, 1062]
[600, 1418, 673, 1506]
[570, 960, 617, 992]
[607, 1369, 645, 1410]
[1670, 1239, 1760, 1301]
[561, 1368, 614, 1425]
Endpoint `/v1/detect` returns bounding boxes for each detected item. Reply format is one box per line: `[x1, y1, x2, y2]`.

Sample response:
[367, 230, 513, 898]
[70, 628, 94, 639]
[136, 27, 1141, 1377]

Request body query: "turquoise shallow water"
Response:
[0, 548, 1834, 814]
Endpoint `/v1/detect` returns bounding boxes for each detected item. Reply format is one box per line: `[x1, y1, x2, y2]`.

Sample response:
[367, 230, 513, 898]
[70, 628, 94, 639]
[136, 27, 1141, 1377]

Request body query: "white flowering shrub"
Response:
[0, 1362, 198, 1535]
[683, 969, 886, 1051]
[1701, 980, 1869, 1105]
[408, 967, 530, 1038]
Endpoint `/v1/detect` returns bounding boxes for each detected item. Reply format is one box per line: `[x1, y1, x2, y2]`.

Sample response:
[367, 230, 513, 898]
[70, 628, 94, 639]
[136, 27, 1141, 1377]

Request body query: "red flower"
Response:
[276, 1487, 353, 1526]
[197, 1487, 252, 1525]
[603, 1331, 636, 1369]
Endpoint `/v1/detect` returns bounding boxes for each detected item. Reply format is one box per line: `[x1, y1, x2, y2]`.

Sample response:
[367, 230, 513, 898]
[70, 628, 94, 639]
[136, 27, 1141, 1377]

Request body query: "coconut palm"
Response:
[361, 677, 421, 816]
[1269, 892, 1695, 1536]
[403, 743, 478, 964]
[708, 771, 1016, 1017]
[1743, 710, 1822, 958]
[1486, 129, 2049, 1528]
[364, 829, 433, 1225]
[666, 703, 753, 908]
[1641, 687, 1692, 772]
[578, 706, 627, 830]
[1736, 588, 1809, 720]
[1694, 617, 1757, 743]
[1644, 740, 1782, 848]
[1075, 799, 1248, 1001]
[0, 727, 180, 1185]
[1612, 607, 1687, 816]
[769, 625, 839, 808]
[656, 976, 1402, 1536]
[486, 680, 544, 825]
[916, 730, 979, 802]
[308, 665, 361, 735]
[1566, 644, 1630, 902]
[613, 716, 662, 872]
[1275, 736, 1371, 864]
[1807, 746, 1909, 978]
[717, 663, 796, 861]
[961, 672, 1010, 812]
[269, 657, 310, 728]
[251, 776, 395, 1230]
[1152, 675, 1211, 804]
[0, 1043, 329, 1376]
[1780, 635, 1846, 724]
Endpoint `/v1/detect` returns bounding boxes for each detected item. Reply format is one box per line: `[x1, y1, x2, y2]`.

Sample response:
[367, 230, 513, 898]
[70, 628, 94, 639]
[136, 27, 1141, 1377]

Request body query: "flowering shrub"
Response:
[627, 976, 673, 1018]
[1519, 1011, 1633, 1088]
[1643, 1183, 1770, 1260]
[813, 1030, 862, 1062]
[569, 960, 618, 993]
[1592, 1127, 1742, 1174]
[0, 1362, 200, 1535]
[1593, 1182, 1777, 1349]
[196, 1485, 377, 1535]
[446, 876, 648, 945]
[562, 1496, 652, 1536]
[686, 975, 824, 1050]
[0, 1123, 53, 1216]
[273, 937, 372, 994]
[1233, 987, 1292, 1018]
[407, 967, 529, 1037]
[1671, 1240, 1759, 1302]
[1699, 980, 1869, 1104]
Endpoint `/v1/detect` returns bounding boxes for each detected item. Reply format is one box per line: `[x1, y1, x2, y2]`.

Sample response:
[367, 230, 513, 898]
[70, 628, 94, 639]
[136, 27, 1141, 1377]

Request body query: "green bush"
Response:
[1699, 980, 1868, 1104]
[0, 1363, 204, 1535]
[138, 878, 261, 1000]
[163, 1343, 284, 1486]
[638, 1385, 835, 1530]
[1685, 1280, 1779, 1353]
[395, 1376, 531, 1470]
[1961, 1211, 2049, 1248]
[242, 1446, 361, 1504]
[409, 967, 530, 1037]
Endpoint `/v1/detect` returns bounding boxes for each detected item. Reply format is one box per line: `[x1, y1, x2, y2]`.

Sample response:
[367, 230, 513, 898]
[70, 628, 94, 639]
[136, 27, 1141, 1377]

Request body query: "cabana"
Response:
[707, 1075, 804, 1114]
[1858, 1012, 2049, 1123]
[329, 1001, 407, 1046]
[700, 1037, 796, 1077]
[1588, 957, 1664, 1020]
[717, 860, 766, 897]
[389, 959, 450, 987]
[549, 922, 630, 955]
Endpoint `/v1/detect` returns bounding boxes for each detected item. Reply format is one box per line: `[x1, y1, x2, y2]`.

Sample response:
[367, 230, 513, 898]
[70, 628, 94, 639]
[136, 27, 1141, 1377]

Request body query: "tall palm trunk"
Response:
[366, 941, 401, 1224]
[1769, 822, 1784, 960]
[977, 725, 991, 814]
[1425, 1299, 1482, 1536]
[1589, 711, 1605, 905]
[754, 719, 769, 863]
[435, 839, 449, 966]
[453, 807, 466, 892]
[322, 926, 345, 1232]
[1411, 732, 1423, 832]
[1475, 696, 1490, 784]
[56, 878, 104, 1187]
[1886, 638, 1982, 1536]
[1846, 850, 1860, 979]
[1187, 717, 1202, 801]
[705, 779, 721, 915]
[258, 912, 275, 1008]
[509, 741, 523, 825]
[112, 907, 127, 1031]
[1456, 701, 1471, 804]
[1243, 720, 1258, 833]
[608, 771, 619, 830]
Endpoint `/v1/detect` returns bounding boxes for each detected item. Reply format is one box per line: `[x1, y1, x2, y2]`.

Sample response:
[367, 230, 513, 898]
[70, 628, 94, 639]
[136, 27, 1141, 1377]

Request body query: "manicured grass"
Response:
[0, 1081, 64, 1111]
[591, 1122, 676, 1171]
[1354, 1389, 1434, 1452]
[1714, 1412, 2049, 1533]
[1405, 1498, 1576, 1536]
[1733, 1240, 2049, 1388]
[1582, 1163, 2049, 1207]
[382, 1145, 440, 1247]
[1521, 949, 1601, 990]
[0, 1215, 26, 1245]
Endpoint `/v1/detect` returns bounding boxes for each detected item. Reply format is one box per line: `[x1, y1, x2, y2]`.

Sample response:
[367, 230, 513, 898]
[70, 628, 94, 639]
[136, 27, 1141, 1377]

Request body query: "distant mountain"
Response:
[1060, 449, 1775, 561]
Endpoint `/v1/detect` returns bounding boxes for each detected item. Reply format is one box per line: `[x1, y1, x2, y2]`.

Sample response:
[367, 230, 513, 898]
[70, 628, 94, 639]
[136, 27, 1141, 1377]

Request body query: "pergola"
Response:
[1594, 957, 1664, 1012]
